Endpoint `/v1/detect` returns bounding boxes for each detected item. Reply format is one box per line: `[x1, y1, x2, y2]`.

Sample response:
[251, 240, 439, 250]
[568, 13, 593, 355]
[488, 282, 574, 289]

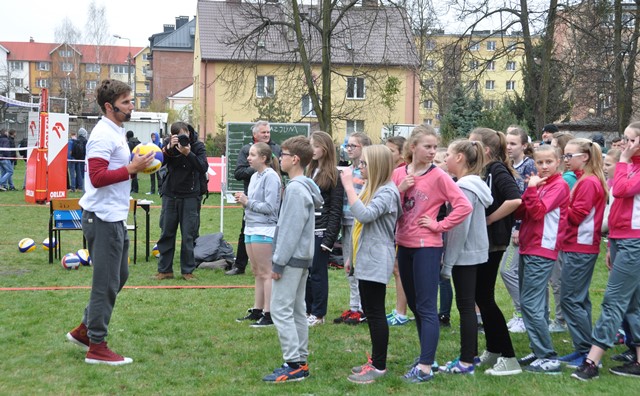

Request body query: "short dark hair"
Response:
[612, 137, 622, 143]
[126, 130, 134, 139]
[542, 124, 559, 133]
[96, 79, 131, 114]
[281, 135, 313, 168]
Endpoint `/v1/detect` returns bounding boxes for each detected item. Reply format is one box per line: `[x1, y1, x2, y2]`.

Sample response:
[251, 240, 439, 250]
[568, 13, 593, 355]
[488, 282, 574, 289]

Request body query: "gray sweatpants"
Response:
[271, 266, 309, 363]
[547, 255, 564, 323]
[500, 241, 521, 314]
[342, 225, 361, 312]
[81, 210, 130, 343]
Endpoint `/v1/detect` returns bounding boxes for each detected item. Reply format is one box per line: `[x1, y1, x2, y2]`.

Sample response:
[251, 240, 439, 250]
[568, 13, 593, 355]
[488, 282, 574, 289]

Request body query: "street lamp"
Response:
[113, 34, 132, 88]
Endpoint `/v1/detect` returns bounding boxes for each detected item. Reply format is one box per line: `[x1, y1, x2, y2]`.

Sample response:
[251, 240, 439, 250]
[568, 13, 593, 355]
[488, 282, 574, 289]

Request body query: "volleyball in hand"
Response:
[19, 238, 36, 253]
[131, 143, 163, 174]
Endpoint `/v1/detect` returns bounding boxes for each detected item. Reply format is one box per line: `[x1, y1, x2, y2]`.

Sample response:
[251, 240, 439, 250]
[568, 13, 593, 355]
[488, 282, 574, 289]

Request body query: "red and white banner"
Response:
[47, 113, 69, 200]
[206, 157, 223, 193]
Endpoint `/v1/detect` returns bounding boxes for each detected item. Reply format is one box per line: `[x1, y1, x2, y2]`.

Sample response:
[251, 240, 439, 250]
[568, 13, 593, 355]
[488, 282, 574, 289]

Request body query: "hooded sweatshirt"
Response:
[442, 175, 493, 278]
[608, 155, 640, 239]
[244, 167, 281, 228]
[272, 176, 324, 274]
[351, 181, 402, 285]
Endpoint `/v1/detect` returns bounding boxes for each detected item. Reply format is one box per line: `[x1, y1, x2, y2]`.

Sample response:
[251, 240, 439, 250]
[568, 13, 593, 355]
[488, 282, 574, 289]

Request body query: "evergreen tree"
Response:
[440, 84, 484, 143]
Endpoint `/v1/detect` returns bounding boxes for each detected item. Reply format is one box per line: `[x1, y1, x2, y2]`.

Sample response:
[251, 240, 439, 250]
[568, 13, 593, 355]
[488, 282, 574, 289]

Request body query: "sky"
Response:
[0, 0, 199, 48]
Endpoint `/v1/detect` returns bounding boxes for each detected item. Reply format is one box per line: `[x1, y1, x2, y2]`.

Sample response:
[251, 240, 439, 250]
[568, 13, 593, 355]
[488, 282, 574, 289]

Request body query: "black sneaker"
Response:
[439, 314, 451, 327]
[518, 353, 537, 366]
[610, 361, 640, 378]
[612, 349, 637, 363]
[236, 308, 262, 322]
[571, 360, 599, 381]
[251, 312, 274, 327]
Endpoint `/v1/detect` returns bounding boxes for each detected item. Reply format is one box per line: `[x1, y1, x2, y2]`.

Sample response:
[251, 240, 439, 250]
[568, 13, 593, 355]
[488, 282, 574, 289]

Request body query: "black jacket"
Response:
[0, 134, 10, 158]
[161, 137, 208, 198]
[234, 140, 281, 194]
[484, 161, 521, 248]
[315, 176, 344, 249]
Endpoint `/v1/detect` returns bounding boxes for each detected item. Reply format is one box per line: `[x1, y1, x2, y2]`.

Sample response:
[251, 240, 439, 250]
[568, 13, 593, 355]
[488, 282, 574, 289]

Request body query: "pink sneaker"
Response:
[85, 342, 133, 366]
[66, 323, 90, 350]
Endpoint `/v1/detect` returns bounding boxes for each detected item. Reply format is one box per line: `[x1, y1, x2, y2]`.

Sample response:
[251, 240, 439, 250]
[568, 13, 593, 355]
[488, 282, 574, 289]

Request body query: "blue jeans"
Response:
[560, 251, 598, 354]
[592, 238, 640, 350]
[519, 254, 557, 358]
[68, 161, 84, 191]
[397, 246, 442, 365]
[0, 159, 14, 188]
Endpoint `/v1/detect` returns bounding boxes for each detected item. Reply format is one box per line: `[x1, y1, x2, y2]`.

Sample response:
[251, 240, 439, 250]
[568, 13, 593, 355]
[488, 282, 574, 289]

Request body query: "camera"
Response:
[178, 134, 190, 146]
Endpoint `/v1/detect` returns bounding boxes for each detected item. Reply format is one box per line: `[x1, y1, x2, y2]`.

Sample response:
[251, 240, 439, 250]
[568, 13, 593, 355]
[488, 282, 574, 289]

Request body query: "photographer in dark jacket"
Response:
[226, 120, 281, 275]
[154, 122, 208, 281]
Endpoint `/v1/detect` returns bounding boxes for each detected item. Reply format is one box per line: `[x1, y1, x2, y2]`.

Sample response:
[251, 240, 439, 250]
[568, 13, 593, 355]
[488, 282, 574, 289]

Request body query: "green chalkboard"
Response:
[225, 122, 310, 193]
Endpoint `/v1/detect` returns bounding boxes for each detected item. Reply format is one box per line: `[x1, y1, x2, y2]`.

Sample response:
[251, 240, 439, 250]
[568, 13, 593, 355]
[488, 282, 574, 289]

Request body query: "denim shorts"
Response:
[244, 234, 273, 244]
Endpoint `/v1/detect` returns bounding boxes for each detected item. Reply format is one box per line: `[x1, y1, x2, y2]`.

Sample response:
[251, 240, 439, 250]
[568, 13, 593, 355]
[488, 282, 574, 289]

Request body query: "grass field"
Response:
[0, 163, 633, 395]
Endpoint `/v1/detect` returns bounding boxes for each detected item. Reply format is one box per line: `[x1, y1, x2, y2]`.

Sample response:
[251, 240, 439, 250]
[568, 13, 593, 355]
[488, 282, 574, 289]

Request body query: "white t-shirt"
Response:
[79, 117, 131, 222]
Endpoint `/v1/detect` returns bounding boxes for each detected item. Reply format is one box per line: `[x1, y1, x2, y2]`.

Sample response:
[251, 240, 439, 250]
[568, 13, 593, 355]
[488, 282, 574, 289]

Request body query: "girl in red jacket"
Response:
[514, 144, 570, 374]
[557, 138, 607, 368]
[572, 122, 640, 381]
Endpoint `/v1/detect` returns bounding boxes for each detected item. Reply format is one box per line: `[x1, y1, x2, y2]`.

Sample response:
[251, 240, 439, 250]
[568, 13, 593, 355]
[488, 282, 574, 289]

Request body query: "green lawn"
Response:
[0, 163, 632, 395]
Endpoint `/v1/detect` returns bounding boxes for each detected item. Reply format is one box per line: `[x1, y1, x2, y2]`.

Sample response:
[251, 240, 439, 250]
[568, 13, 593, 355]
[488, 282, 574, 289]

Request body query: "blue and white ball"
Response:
[61, 253, 81, 270]
[151, 244, 160, 258]
[19, 238, 36, 253]
[77, 249, 91, 266]
[42, 237, 57, 251]
[131, 143, 164, 174]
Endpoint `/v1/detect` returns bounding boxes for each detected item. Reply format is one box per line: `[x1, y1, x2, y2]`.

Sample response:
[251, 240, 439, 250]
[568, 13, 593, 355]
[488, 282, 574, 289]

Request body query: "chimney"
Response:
[29, 37, 34, 43]
[362, 0, 378, 6]
[226, 0, 241, 3]
[175, 16, 189, 30]
[163, 24, 175, 33]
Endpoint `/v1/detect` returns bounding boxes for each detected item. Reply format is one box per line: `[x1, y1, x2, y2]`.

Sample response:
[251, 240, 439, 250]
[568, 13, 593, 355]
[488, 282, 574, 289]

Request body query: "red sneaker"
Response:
[66, 323, 90, 350]
[85, 342, 133, 366]
[345, 311, 366, 325]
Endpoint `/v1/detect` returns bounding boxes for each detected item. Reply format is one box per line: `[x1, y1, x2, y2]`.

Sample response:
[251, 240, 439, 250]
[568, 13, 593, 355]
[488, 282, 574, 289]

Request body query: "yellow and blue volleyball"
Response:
[18, 238, 36, 253]
[61, 253, 81, 270]
[131, 143, 163, 174]
[42, 237, 57, 250]
[77, 249, 91, 266]
[151, 243, 160, 258]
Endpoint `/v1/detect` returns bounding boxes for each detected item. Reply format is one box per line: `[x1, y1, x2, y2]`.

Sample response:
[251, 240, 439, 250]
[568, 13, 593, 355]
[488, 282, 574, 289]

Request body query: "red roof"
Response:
[0, 41, 144, 65]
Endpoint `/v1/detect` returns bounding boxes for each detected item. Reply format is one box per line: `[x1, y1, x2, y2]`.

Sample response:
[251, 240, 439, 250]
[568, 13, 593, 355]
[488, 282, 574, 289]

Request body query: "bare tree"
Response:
[54, 17, 84, 114]
[85, 0, 112, 66]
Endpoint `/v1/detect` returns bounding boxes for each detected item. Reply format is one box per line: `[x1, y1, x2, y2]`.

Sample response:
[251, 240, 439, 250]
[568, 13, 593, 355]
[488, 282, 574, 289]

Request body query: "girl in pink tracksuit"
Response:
[392, 125, 472, 383]
[514, 144, 570, 374]
[572, 122, 640, 381]
[557, 138, 607, 367]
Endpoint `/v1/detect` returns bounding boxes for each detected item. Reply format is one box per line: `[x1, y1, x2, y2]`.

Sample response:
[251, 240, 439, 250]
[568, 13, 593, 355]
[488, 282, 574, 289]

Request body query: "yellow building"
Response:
[420, 31, 528, 128]
[193, 1, 420, 143]
[133, 47, 151, 109]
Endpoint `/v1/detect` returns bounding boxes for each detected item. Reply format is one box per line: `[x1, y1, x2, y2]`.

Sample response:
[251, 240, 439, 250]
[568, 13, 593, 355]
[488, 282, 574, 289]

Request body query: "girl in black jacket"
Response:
[305, 131, 344, 325]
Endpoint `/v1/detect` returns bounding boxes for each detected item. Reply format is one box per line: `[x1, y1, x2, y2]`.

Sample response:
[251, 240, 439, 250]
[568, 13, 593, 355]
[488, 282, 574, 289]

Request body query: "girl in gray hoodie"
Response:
[342, 145, 402, 384]
[234, 142, 282, 327]
[439, 140, 495, 375]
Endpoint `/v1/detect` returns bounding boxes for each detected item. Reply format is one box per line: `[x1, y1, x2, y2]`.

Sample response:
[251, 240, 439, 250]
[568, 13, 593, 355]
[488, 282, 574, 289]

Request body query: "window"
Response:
[38, 62, 50, 71]
[11, 78, 24, 88]
[424, 119, 433, 125]
[144, 82, 150, 91]
[425, 59, 435, 70]
[485, 80, 495, 90]
[86, 64, 100, 73]
[140, 99, 148, 108]
[346, 120, 364, 134]
[301, 95, 316, 117]
[60, 79, 70, 90]
[86, 80, 98, 90]
[425, 40, 436, 51]
[486, 41, 496, 51]
[423, 100, 433, 109]
[484, 100, 495, 110]
[506, 80, 516, 90]
[112, 65, 129, 74]
[347, 77, 365, 99]
[469, 80, 479, 91]
[486, 61, 495, 71]
[423, 78, 435, 89]
[469, 42, 480, 51]
[10, 61, 23, 71]
[506, 61, 517, 71]
[36, 79, 49, 88]
[62, 63, 73, 72]
[507, 41, 517, 52]
[59, 49, 73, 57]
[256, 75, 275, 98]
[142, 53, 150, 61]
[469, 60, 479, 70]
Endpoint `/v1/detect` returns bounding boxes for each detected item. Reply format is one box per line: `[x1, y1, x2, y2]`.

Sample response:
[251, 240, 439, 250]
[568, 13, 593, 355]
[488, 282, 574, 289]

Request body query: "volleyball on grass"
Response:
[131, 143, 163, 174]
[42, 237, 57, 250]
[61, 253, 81, 270]
[18, 238, 36, 253]
[77, 249, 91, 266]
[151, 244, 160, 258]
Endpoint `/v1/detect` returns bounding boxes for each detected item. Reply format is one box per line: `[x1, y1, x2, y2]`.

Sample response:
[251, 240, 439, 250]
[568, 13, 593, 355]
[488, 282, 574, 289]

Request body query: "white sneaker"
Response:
[506, 314, 519, 328]
[509, 317, 526, 333]
[307, 314, 324, 326]
[548, 320, 567, 333]
[485, 357, 522, 376]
